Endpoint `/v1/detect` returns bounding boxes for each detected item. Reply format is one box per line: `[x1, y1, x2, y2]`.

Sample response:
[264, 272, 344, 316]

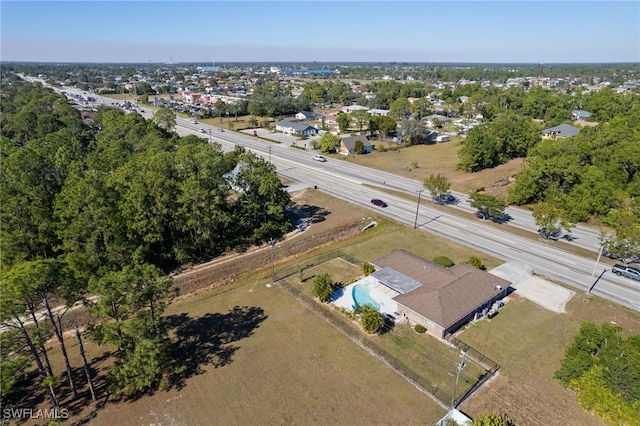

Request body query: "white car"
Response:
[313, 155, 327, 162]
[191, 119, 198, 124]
[199, 128, 206, 133]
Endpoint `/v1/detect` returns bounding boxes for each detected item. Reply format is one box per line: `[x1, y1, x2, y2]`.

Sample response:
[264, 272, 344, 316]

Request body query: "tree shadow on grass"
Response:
[166, 305, 267, 390]
[287, 204, 330, 230]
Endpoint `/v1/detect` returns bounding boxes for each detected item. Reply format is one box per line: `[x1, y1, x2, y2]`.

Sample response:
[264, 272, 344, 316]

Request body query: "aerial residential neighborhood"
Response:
[1, 1, 639, 426]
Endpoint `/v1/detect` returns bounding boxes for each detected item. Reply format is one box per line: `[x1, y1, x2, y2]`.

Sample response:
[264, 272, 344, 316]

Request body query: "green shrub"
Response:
[361, 262, 375, 276]
[355, 305, 384, 334]
[311, 273, 334, 303]
[467, 255, 486, 270]
[414, 324, 427, 334]
[433, 256, 455, 268]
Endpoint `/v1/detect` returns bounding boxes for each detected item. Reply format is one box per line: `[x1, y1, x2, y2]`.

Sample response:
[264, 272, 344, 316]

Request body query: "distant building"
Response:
[542, 124, 580, 139]
[368, 108, 390, 116]
[197, 66, 221, 73]
[275, 120, 319, 136]
[338, 135, 374, 155]
[571, 110, 591, 121]
[295, 111, 319, 121]
[341, 105, 370, 113]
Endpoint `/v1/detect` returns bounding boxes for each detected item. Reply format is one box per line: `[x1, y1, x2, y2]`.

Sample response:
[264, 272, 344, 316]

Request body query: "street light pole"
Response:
[268, 146, 272, 163]
[209, 128, 212, 143]
[414, 188, 424, 229]
[588, 244, 605, 293]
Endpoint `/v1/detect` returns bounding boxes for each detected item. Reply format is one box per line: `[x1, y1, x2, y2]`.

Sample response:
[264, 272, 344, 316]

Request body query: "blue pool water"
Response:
[352, 285, 380, 311]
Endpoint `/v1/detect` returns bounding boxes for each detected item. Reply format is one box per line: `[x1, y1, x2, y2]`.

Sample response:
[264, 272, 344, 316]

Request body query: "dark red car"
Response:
[371, 199, 388, 207]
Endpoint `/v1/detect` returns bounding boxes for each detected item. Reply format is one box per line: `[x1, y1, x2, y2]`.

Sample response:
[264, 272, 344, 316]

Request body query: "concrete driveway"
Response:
[489, 261, 575, 313]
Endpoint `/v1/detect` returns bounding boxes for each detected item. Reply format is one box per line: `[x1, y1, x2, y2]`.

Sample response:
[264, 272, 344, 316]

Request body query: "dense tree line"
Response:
[457, 112, 541, 172]
[1, 80, 292, 405]
[508, 103, 640, 224]
[220, 81, 312, 119]
[554, 322, 640, 424]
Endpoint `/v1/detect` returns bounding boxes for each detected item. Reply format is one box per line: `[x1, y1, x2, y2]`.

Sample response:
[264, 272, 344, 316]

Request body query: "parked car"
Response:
[312, 155, 327, 162]
[476, 211, 510, 223]
[612, 264, 640, 281]
[433, 193, 456, 205]
[604, 248, 640, 264]
[538, 227, 563, 240]
[371, 199, 388, 208]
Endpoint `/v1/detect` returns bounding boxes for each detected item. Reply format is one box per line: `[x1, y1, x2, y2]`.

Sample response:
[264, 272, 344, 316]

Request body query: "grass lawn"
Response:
[284, 257, 493, 406]
[337, 140, 522, 198]
[456, 287, 640, 425]
[81, 277, 447, 425]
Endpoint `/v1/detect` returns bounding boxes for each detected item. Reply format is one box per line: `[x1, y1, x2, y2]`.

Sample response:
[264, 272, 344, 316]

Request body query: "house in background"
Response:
[368, 108, 390, 116]
[275, 120, 319, 136]
[571, 110, 591, 121]
[423, 115, 452, 128]
[182, 91, 202, 104]
[341, 105, 370, 113]
[367, 249, 510, 339]
[295, 111, 319, 121]
[338, 134, 374, 155]
[541, 123, 580, 139]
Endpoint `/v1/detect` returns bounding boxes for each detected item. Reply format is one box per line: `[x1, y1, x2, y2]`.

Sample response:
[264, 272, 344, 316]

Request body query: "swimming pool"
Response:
[352, 285, 380, 311]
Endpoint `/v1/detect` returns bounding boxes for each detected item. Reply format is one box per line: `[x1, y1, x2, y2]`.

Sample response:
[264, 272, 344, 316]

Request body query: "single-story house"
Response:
[368, 249, 510, 339]
[458, 96, 470, 103]
[295, 111, 319, 121]
[368, 108, 390, 116]
[338, 135, 374, 155]
[541, 124, 580, 139]
[275, 120, 319, 136]
[571, 110, 591, 121]
[423, 115, 452, 127]
[341, 105, 370, 113]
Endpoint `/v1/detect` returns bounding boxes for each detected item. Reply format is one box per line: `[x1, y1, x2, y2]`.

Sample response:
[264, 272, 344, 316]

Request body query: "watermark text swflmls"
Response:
[2, 408, 69, 420]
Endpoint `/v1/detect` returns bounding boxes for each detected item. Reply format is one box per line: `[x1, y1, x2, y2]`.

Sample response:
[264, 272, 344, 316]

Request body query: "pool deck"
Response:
[332, 279, 398, 316]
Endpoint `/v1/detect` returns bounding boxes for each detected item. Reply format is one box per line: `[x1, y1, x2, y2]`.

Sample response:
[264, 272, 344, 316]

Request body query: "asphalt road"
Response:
[33, 78, 640, 311]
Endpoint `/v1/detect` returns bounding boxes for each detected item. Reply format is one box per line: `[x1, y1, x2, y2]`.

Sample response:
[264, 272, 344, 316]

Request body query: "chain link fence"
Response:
[277, 275, 454, 408]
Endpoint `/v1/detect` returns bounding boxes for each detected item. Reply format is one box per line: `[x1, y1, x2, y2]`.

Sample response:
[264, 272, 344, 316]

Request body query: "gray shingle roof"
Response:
[276, 120, 317, 132]
[542, 124, 580, 138]
[371, 249, 511, 330]
[340, 135, 371, 150]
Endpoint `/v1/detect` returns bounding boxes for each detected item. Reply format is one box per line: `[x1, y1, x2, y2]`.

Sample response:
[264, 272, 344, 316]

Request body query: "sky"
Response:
[1, 1, 639, 63]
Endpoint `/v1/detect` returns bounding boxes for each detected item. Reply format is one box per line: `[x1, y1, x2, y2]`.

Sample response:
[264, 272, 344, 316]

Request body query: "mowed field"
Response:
[457, 286, 640, 425]
[338, 138, 523, 198]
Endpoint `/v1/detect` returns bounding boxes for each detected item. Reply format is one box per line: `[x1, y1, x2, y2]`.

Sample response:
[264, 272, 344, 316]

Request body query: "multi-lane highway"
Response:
[31, 77, 640, 311]
[163, 116, 639, 311]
